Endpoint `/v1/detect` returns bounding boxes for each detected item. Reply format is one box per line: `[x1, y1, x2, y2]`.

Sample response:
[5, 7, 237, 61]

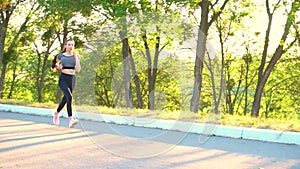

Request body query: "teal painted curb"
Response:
[0, 104, 299, 145]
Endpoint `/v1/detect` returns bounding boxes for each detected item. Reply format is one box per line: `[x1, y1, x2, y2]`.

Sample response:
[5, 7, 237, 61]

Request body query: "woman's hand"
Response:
[56, 64, 63, 70]
[73, 51, 77, 56]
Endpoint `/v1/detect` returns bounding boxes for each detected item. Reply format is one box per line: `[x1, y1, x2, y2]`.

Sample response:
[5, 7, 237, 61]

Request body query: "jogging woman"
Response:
[52, 39, 81, 128]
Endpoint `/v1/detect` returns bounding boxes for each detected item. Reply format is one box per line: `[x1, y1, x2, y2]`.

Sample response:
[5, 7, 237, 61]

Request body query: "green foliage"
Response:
[92, 43, 194, 111]
[261, 49, 300, 119]
[1, 0, 300, 124]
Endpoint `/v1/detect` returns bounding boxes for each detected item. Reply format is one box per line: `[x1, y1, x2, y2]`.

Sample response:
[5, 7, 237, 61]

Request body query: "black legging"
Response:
[57, 73, 76, 117]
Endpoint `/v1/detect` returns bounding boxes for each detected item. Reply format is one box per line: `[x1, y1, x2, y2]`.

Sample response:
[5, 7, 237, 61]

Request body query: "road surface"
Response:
[0, 111, 299, 169]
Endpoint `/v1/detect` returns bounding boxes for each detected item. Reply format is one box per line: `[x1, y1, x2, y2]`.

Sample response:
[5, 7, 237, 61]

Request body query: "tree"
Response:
[141, 27, 161, 110]
[100, 0, 143, 108]
[0, 0, 35, 97]
[0, 1, 39, 98]
[35, 0, 102, 102]
[215, 0, 253, 115]
[120, 29, 134, 108]
[187, 0, 230, 113]
[34, 25, 57, 102]
[251, 0, 300, 117]
[92, 1, 195, 111]
[100, 0, 186, 110]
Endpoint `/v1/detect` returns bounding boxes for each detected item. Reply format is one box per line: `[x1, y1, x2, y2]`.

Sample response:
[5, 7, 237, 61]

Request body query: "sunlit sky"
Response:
[174, 0, 291, 61]
[242, 0, 287, 53]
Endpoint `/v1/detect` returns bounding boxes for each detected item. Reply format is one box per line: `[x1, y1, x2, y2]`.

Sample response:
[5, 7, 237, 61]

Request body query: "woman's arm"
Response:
[51, 54, 62, 71]
[74, 53, 81, 72]
[55, 57, 61, 68]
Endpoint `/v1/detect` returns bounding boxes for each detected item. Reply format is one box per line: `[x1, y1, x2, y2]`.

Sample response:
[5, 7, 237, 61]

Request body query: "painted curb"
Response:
[0, 104, 299, 145]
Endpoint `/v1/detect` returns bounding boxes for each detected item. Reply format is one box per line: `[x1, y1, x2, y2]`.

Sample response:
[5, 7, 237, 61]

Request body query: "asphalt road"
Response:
[0, 111, 299, 169]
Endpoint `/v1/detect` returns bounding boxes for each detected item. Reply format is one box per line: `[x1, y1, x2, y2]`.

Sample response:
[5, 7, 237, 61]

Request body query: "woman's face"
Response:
[65, 40, 75, 52]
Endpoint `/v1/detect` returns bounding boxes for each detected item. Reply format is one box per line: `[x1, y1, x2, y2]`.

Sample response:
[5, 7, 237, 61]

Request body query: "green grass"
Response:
[0, 99, 299, 132]
[219, 114, 300, 132]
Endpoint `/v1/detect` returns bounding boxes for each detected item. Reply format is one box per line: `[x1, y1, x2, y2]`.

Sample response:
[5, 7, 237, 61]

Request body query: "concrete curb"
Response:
[0, 103, 299, 145]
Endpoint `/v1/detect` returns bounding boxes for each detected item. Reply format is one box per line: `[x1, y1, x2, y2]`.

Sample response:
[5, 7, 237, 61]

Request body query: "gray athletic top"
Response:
[57, 53, 76, 69]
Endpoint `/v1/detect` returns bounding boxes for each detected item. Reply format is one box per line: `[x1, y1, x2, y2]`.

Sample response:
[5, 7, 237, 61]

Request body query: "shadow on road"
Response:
[0, 111, 299, 169]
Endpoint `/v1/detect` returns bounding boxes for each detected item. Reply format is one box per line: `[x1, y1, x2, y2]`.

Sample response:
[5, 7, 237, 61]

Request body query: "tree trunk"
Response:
[38, 52, 50, 102]
[0, 10, 10, 97]
[205, 56, 219, 114]
[0, 9, 10, 68]
[120, 31, 133, 108]
[37, 34, 54, 103]
[142, 30, 161, 110]
[190, 0, 209, 113]
[226, 66, 233, 114]
[142, 31, 154, 110]
[149, 36, 160, 110]
[8, 61, 17, 99]
[36, 47, 42, 102]
[128, 47, 144, 108]
[0, 62, 7, 98]
[244, 53, 250, 115]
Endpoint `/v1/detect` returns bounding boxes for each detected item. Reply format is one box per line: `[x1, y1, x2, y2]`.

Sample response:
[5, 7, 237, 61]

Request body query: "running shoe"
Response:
[69, 118, 78, 128]
[53, 113, 60, 125]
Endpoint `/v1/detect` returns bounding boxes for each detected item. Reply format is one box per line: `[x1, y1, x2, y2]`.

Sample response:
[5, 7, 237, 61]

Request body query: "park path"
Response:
[0, 111, 299, 169]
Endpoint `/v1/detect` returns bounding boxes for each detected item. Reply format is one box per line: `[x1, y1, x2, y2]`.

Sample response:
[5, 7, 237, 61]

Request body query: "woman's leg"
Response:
[63, 74, 78, 127]
[59, 76, 73, 117]
[53, 75, 68, 125]
[57, 95, 67, 113]
[54, 73, 78, 127]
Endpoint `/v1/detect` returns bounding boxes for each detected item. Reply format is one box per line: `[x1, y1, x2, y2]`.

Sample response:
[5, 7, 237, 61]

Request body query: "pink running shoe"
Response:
[53, 113, 59, 125]
[69, 118, 78, 128]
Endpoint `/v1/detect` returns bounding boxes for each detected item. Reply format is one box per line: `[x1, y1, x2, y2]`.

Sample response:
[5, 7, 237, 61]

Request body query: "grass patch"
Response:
[0, 99, 299, 132]
[220, 114, 300, 132]
[0, 99, 57, 109]
[0, 99, 35, 106]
